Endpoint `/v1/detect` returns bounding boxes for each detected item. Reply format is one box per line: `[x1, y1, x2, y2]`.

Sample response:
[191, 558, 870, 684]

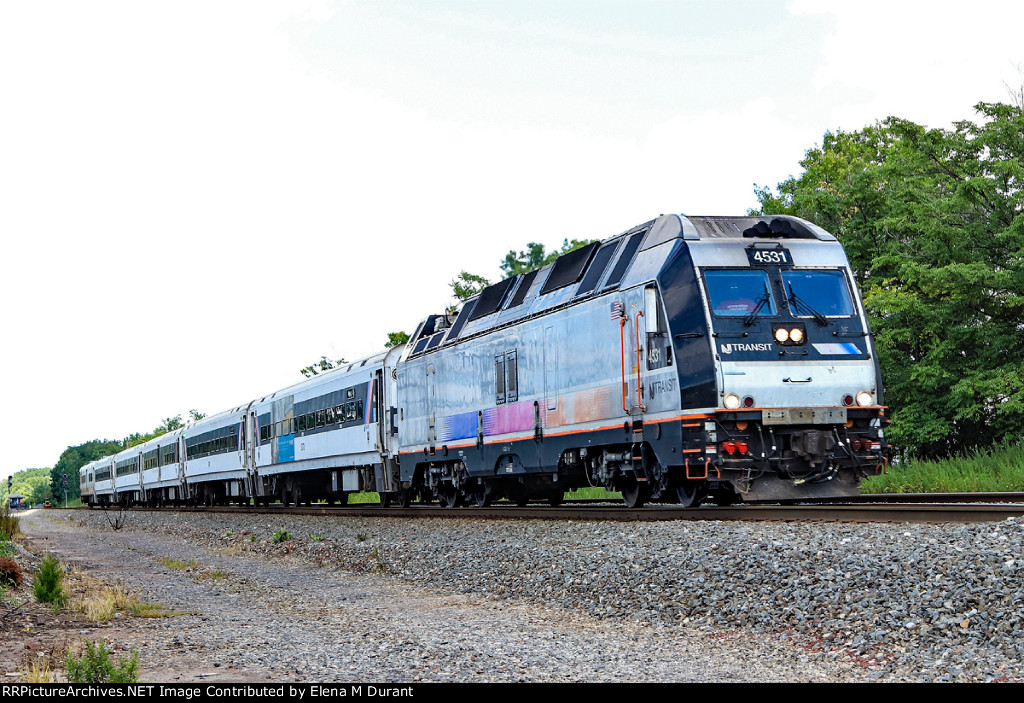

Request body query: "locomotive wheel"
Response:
[548, 491, 564, 507]
[676, 480, 704, 508]
[471, 487, 491, 508]
[620, 477, 648, 508]
[437, 487, 459, 508]
[380, 492, 392, 508]
[399, 489, 412, 508]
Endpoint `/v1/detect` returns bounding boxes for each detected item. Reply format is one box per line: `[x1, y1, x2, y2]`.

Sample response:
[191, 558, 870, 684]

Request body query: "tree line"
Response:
[753, 99, 1024, 460]
[46, 410, 207, 503]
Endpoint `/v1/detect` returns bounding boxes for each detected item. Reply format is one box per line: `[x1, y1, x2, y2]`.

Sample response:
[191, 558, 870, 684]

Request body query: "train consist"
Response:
[81, 214, 888, 509]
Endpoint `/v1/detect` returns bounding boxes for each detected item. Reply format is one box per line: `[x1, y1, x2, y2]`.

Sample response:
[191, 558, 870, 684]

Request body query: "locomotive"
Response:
[81, 214, 887, 509]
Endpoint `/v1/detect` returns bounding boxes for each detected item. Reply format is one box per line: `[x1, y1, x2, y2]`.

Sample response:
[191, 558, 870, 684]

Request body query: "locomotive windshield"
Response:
[704, 270, 776, 317]
[781, 270, 855, 317]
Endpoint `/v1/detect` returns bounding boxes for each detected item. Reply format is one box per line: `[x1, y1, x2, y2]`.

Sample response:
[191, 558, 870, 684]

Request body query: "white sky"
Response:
[2, 0, 1021, 473]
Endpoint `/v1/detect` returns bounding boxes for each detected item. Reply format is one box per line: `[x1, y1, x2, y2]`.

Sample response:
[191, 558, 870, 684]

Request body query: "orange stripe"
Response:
[715, 405, 887, 412]
[398, 414, 719, 455]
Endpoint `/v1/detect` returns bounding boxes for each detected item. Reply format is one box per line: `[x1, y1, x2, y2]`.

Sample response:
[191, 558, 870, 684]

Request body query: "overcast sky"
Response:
[2, 0, 1021, 474]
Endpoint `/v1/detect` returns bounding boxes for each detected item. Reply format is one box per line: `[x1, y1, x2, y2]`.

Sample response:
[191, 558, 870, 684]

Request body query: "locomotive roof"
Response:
[404, 214, 834, 359]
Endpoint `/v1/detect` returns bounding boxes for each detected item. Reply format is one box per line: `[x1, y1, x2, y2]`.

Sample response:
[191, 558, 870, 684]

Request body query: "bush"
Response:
[0, 502, 19, 541]
[33, 554, 67, 610]
[65, 640, 139, 683]
[0, 556, 23, 588]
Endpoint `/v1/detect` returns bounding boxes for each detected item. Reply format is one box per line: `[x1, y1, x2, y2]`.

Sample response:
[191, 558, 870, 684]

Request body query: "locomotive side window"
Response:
[781, 270, 855, 317]
[603, 231, 646, 289]
[505, 350, 518, 403]
[704, 270, 777, 317]
[495, 354, 506, 404]
[576, 241, 619, 296]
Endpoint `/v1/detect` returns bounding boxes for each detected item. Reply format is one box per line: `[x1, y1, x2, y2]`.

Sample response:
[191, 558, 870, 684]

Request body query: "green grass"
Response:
[157, 557, 198, 571]
[346, 492, 388, 504]
[862, 444, 1024, 493]
[564, 487, 621, 500]
[347, 488, 622, 503]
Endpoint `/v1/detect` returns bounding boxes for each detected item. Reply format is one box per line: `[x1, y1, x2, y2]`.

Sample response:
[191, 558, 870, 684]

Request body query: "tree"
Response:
[385, 331, 410, 348]
[11, 468, 52, 506]
[51, 440, 124, 502]
[753, 101, 1024, 459]
[450, 271, 491, 302]
[500, 238, 596, 278]
[451, 237, 598, 301]
[299, 356, 346, 378]
[156, 415, 184, 434]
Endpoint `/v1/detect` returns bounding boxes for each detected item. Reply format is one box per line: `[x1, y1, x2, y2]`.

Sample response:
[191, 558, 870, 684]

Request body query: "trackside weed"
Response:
[64, 640, 139, 683]
[33, 554, 67, 612]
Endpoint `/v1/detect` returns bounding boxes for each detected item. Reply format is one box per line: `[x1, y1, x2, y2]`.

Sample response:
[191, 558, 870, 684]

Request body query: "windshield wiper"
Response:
[787, 282, 828, 326]
[743, 283, 772, 326]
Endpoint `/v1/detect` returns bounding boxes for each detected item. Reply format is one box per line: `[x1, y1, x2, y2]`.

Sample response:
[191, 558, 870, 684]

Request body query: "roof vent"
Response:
[743, 218, 815, 239]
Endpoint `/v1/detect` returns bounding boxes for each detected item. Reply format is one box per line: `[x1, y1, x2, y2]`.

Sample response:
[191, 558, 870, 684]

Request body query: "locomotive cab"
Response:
[658, 215, 888, 503]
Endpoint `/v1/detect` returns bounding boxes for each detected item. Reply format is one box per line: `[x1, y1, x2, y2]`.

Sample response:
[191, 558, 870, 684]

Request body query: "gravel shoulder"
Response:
[8, 508, 1024, 682]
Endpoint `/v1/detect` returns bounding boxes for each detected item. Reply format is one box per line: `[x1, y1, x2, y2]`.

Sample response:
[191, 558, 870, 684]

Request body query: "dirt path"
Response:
[5, 509, 869, 683]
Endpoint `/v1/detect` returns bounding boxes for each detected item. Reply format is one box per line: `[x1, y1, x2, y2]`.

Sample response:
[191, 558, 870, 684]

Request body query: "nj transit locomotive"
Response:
[81, 214, 887, 509]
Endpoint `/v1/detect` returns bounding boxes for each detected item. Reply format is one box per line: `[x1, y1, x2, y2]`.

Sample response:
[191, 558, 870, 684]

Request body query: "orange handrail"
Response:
[635, 311, 645, 411]
[620, 316, 628, 412]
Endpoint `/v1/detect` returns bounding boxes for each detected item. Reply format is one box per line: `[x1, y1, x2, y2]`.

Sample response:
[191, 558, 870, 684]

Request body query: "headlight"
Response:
[724, 394, 741, 409]
[772, 324, 807, 346]
[856, 391, 874, 407]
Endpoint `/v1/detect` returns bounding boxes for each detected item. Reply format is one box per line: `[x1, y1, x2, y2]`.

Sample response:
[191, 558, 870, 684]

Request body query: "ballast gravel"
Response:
[19, 509, 1024, 682]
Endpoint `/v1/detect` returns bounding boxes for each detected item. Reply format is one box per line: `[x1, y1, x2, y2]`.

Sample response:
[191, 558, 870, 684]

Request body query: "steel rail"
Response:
[115, 499, 1024, 524]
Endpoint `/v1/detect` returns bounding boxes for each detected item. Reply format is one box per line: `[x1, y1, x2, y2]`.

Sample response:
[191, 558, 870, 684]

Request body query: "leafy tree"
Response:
[156, 415, 184, 434]
[450, 271, 491, 302]
[10, 468, 52, 506]
[126, 410, 205, 447]
[753, 101, 1024, 459]
[451, 238, 598, 301]
[500, 238, 596, 277]
[300, 356, 347, 378]
[385, 331, 410, 348]
[51, 440, 123, 502]
[500, 242, 549, 277]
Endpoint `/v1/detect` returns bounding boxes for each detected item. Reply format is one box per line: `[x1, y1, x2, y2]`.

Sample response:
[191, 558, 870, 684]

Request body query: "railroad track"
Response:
[106, 492, 1024, 524]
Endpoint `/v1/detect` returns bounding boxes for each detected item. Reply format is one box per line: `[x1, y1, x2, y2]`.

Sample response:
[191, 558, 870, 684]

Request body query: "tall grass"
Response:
[863, 444, 1024, 493]
[0, 501, 19, 540]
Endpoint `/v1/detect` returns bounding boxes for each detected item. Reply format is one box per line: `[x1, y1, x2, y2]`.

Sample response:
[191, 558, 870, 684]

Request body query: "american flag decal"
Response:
[611, 300, 624, 319]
